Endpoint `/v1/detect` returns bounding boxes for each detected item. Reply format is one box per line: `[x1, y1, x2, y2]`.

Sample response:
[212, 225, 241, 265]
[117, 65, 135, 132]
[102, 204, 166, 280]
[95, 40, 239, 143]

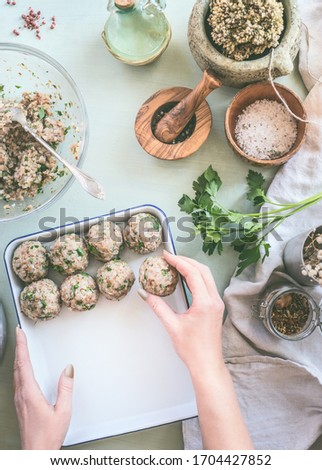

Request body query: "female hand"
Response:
[138, 251, 253, 450]
[138, 250, 225, 376]
[14, 327, 74, 450]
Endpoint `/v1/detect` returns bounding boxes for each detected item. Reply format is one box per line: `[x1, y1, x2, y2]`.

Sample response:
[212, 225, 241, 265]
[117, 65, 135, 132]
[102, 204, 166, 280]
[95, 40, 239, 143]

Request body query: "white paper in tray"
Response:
[4, 204, 197, 446]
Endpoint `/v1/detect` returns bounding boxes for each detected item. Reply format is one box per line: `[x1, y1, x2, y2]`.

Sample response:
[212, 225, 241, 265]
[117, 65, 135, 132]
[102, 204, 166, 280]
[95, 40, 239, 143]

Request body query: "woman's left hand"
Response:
[14, 327, 74, 450]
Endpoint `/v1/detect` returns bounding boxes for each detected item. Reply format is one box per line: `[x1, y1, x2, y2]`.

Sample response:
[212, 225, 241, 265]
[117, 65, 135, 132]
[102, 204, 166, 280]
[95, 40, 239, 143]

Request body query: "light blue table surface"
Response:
[0, 0, 307, 449]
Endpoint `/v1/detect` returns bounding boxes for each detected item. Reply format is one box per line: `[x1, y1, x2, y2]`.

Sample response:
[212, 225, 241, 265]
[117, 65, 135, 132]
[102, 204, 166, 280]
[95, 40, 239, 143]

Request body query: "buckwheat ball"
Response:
[97, 260, 135, 301]
[61, 273, 99, 311]
[12, 240, 49, 283]
[87, 220, 123, 262]
[49, 233, 89, 275]
[20, 278, 61, 321]
[139, 256, 178, 297]
[123, 212, 162, 254]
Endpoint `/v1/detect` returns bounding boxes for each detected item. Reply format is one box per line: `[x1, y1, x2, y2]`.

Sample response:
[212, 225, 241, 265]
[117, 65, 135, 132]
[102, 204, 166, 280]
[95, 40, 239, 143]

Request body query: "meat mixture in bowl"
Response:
[0, 92, 68, 202]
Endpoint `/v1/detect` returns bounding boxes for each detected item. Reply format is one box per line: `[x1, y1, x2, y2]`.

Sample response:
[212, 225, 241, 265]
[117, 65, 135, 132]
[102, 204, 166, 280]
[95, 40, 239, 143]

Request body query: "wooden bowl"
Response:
[225, 82, 307, 167]
[135, 86, 212, 160]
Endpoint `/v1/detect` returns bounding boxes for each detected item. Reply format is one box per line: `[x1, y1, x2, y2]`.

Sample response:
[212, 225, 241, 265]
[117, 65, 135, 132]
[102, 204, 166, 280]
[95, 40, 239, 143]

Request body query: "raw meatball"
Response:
[123, 212, 162, 254]
[87, 221, 123, 262]
[50, 233, 89, 275]
[20, 278, 61, 321]
[12, 240, 49, 283]
[61, 273, 99, 311]
[97, 260, 135, 301]
[139, 256, 178, 297]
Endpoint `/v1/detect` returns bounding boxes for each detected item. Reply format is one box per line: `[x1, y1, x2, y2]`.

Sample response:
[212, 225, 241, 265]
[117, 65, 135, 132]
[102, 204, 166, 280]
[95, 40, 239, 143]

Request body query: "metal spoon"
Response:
[9, 107, 105, 200]
[0, 302, 7, 361]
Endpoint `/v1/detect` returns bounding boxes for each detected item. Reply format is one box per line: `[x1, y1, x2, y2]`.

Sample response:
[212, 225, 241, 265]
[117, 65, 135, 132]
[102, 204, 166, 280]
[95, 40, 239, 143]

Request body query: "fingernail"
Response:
[16, 325, 21, 337]
[64, 364, 74, 379]
[137, 288, 148, 301]
[163, 249, 172, 256]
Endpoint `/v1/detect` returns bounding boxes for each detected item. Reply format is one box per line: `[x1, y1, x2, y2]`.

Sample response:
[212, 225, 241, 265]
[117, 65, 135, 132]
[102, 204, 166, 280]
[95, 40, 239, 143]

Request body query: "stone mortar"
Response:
[188, 0, 301, 88]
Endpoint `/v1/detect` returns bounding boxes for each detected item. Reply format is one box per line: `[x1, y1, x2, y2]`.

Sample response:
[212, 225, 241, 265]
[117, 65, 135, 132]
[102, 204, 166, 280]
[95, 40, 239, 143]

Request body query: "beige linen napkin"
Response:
[183, 0, 322, 450]
[298, 0, 322, 92]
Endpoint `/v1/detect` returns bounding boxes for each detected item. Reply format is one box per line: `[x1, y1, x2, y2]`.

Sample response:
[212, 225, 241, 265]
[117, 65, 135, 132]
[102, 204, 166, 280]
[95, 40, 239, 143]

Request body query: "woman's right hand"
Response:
[138, 250, 225, 376]
[138, 251, 253, 450]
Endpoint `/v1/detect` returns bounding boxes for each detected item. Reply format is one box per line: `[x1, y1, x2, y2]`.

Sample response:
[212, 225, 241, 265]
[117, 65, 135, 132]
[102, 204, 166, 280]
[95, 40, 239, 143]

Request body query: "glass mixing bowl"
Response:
[0, 43, 89, 222]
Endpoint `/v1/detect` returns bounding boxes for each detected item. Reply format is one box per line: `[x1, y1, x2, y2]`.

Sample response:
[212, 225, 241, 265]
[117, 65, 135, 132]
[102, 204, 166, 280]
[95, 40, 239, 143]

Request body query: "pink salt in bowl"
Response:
[225, 82, 307, 167]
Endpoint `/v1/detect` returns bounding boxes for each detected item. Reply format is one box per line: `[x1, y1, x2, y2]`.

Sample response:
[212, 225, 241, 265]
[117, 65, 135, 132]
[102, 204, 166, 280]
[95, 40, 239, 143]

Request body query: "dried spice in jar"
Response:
[257, 283, 319, 341]
[271, 292, 310, 336]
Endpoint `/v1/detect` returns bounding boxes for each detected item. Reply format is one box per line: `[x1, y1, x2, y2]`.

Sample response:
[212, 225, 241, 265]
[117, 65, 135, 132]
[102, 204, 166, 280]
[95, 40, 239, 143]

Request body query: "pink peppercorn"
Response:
[10, 6, 57, 40]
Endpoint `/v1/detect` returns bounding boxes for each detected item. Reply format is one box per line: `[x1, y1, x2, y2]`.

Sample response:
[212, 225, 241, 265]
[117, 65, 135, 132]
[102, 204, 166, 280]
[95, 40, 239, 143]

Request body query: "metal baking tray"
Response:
[4, 204, 197, 446]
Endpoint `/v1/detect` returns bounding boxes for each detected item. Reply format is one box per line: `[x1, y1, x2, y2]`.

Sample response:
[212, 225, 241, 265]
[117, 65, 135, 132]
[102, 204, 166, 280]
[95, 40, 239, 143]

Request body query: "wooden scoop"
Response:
[154, 70, 222, 144]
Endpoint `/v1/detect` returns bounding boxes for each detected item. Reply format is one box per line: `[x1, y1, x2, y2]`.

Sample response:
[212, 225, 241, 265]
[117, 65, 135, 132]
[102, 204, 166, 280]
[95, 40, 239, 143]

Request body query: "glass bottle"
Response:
[102, 0, 171, 65]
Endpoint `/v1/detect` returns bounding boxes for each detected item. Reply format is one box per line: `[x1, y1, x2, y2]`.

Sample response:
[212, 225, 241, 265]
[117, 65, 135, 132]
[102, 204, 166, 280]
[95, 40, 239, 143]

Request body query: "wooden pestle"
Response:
[154, 70, 222, 144]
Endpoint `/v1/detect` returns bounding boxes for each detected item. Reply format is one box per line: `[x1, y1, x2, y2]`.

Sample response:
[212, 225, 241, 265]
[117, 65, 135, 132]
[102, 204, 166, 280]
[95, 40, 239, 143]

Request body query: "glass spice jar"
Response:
[255, 282, 321, 341]
[102, 0, 171, 66]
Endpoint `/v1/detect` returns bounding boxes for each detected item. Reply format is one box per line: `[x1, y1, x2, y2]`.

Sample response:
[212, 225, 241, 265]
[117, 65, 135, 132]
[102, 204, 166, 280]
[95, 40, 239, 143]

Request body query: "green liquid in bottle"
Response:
[103, 1, 171, 65]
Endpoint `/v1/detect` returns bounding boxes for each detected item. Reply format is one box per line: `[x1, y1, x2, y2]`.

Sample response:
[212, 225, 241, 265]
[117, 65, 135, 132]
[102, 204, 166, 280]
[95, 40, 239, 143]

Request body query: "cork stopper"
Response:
[115, 0, 135, 9]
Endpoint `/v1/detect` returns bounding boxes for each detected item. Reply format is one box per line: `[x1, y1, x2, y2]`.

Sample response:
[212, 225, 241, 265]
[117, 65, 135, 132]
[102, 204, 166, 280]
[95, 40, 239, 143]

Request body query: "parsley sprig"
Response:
[178, 166, 322, 275]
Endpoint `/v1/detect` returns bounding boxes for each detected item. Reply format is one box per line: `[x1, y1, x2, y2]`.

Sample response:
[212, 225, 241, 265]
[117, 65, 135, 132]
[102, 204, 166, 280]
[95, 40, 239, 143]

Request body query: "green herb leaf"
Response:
[246, 170, 266, 207]
[72, 283, 79, 293]
[87, 243, 101, 257]
[144, 215, 161, 231]
[38, 107, 46, 120]
[192, 166, 222, 198]
[37, 164, 48, 173]
[0, 85, 4, 92]
[179, 165, 322, 275]
[178, 195, 195, 214]
[262, 242, 271, 261]
[236, 246, 261, 275]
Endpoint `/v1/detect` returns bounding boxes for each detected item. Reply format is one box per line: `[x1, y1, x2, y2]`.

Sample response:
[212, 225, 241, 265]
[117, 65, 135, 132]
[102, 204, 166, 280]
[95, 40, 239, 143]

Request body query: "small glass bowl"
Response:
[0, 43, 89, 222]
[256, 282, 320, 341]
